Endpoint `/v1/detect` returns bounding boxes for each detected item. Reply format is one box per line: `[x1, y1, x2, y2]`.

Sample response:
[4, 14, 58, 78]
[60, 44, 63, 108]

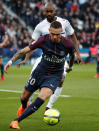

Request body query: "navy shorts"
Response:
[0, 48, 3, 58]
[24, 70, 62, 93]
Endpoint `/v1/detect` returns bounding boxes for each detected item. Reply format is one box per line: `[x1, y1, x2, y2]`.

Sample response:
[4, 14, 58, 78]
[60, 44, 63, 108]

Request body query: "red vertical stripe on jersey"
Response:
[48, 43, 56, 75]
[54, 43, 56, 55]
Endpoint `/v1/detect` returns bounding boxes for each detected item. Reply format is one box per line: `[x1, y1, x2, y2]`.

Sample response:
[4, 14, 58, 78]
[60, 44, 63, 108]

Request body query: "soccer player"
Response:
[17, 3, 83, 110]
[94, 27, 99, 78]
[0, 18, 8, 81]
[5, 21, 75, 129]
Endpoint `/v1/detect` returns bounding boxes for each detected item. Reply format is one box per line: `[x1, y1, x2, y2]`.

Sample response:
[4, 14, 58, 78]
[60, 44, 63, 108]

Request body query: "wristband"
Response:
[8, 60, 12, 65]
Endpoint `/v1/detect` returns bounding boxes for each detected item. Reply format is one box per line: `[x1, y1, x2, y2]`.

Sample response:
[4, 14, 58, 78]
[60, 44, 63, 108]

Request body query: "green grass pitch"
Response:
[0, 64, 99, 131]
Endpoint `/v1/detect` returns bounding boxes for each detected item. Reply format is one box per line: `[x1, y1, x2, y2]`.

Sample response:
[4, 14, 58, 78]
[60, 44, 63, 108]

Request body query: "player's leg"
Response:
[28, 56, 42, 103]
[46, 74, 66, 110]
[16, 87, 52, 121]
[10, 87, 53, 129]
[16, 89, 33, 117]
[45, 61, 68, 110]
[0, 57, 4, 81]
[17, 69, 39, 117]
[10, 75, 60, 129]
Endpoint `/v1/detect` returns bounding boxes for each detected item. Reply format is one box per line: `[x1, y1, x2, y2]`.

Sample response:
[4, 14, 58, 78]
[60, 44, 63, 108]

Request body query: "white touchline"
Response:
[0, 89, 71, 98]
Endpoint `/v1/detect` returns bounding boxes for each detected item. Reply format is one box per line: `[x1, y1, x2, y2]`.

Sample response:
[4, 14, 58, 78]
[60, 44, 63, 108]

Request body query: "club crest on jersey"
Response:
[60, 51, 65, 56]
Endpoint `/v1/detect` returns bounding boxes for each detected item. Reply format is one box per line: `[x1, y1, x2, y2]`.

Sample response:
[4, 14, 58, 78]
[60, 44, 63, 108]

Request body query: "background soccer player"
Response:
[0, 18, 8, 81]
[17, 3, 83, 110]
[4, 21, 75, 130]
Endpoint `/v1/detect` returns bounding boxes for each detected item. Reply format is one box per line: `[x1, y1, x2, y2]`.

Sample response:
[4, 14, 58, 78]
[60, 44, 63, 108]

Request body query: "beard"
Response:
[46, 15, 55, 23]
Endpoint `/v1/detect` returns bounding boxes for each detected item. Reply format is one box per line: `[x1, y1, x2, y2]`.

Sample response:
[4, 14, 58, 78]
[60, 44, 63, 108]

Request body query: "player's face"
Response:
[49, 27, 62, 43]
[44, 6, 55, 22]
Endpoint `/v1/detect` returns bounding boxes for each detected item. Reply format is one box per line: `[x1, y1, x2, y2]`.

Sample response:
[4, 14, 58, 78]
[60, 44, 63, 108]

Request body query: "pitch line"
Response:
[0, 89, 71, 98]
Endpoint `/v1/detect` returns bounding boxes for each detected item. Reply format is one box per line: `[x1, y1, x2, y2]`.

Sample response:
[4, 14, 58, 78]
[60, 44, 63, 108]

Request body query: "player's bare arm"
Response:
[70, 33, 84, 64]
[66, 52, 75, 73]
[17, 38, 35, 67]
[4, 47, 31, 73]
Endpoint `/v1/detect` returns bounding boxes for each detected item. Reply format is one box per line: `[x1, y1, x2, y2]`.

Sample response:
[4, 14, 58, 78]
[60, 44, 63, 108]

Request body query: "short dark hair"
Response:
[50, 21, 62, 29]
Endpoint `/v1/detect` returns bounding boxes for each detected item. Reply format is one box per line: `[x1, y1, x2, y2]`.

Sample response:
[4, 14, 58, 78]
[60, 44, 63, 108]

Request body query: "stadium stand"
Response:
[0, 0, 99, 64]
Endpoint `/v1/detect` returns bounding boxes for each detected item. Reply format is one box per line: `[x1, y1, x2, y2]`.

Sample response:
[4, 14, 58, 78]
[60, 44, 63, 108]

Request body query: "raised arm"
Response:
[17, 23, 41, 67]
[4, 47, 31, 73]
[4, 35, 45, 73]
[17, 38, 36, 67]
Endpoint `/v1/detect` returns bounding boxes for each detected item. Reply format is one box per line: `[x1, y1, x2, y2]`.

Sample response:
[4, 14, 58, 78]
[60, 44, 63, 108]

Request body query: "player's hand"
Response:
[76, 53, 84, 64]
[16, 60, 26, 68]
[66, 67, 72, 73]
[4, 60, 12, 73]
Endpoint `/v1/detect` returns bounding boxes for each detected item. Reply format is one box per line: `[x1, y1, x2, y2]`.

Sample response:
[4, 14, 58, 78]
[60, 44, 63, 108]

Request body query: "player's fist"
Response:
[4, 60, 12, 73]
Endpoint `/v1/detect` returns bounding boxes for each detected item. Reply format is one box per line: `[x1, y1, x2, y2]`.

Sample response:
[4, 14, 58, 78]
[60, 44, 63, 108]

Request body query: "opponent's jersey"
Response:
[0, 25, 5, 43]
[32, 16, 74, 41]
[29, 34, 75, 75]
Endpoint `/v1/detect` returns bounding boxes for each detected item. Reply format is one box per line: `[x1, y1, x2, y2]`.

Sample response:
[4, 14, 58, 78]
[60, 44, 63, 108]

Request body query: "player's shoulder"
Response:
[56, 16, 69, 23]
[36, 19, 47, 27]
[62, 36, 74, 48]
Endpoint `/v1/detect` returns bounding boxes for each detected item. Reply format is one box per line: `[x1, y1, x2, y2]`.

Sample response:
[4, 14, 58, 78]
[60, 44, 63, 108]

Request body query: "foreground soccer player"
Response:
[5, 21, 75, 129]
[17, 3, 83, 110]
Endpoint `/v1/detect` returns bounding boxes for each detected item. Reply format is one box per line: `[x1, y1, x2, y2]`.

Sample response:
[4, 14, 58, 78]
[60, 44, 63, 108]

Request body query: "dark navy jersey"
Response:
[29, 34, 75, 75]
[0, 25, 5, 43]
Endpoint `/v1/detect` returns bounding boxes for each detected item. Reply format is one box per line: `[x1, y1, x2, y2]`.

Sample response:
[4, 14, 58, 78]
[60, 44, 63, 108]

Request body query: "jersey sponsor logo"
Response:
[43, 54, 65, 63]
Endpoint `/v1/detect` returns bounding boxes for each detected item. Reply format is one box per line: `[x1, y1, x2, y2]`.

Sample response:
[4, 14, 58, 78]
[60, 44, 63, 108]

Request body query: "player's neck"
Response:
[47, 17, 57, 23]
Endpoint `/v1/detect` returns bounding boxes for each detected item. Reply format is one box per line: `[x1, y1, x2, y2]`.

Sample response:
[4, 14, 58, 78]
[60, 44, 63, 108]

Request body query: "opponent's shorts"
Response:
[0, 48, 3, 58]
[31, 56, 69, 77]
[25, 70, 61, 93]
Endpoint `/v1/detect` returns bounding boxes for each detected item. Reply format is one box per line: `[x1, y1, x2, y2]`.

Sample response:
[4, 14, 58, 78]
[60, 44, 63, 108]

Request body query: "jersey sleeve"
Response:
[29, 35, 47, 50]
[62, 37, 76, 54]
[32, 24, 41, 41]
[65, 20, 74, 36]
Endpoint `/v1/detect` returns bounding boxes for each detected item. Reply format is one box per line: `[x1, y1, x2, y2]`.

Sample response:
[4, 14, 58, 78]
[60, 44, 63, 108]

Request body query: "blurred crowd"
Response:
[0, 0, 99, 58]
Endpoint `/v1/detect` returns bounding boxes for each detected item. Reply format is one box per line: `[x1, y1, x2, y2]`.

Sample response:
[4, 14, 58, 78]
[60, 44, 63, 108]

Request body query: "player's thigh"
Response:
[38, 87, 53, 101]
[24, 71, 39, 93]
[40, 75, 61, 93]
[21, 89, 33, 100]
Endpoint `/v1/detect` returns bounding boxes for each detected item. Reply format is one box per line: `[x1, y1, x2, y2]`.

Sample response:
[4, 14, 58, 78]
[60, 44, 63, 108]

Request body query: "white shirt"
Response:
[32, 16, 74, 41]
